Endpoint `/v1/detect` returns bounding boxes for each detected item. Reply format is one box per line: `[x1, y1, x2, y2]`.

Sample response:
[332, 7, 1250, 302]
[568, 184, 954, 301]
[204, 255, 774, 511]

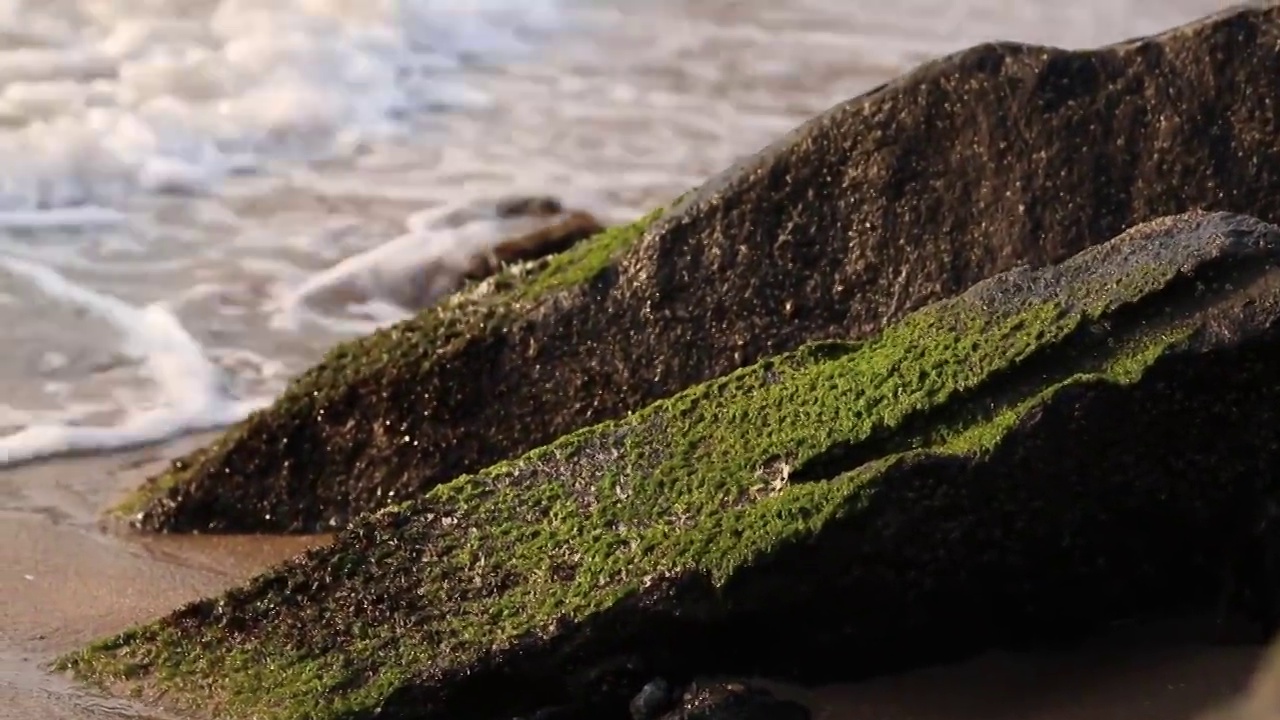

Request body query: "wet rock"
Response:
[65, 212, 1280, 719]
[133, 4, 1280, 533]
[438, 194, 568, 226]
[493, 195, 567, 220]
[279, 196, 606, 318]
[463, 210, 606, 282]
[657, 682, 809, 720]
[631, 678, 678, 719]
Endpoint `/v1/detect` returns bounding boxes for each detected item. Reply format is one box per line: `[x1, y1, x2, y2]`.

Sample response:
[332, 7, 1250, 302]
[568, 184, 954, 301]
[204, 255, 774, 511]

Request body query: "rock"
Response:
[658, 682, 809, 720]
[130, 3, 1280, 533]
[463, 210, 606, 282]
[439, 195, 569, 226]
[64, 212, 1280, 720]
[631, 678, 677, 720]
[493, 196, 568, 220]
[279, 196, 606, 320]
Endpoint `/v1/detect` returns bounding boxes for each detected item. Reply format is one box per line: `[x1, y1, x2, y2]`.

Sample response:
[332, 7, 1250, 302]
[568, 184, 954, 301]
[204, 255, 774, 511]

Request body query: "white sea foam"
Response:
[0, 256, 270, 466]
[0, 0, 567, 210]
[0, 0, 572, 464]
[0, 206, 126, 229]
[273, 202, 571, 333]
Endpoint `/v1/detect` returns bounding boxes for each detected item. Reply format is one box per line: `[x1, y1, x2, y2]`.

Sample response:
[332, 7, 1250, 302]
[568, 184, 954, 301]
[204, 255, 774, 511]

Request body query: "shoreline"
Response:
[0, 433, 329, 720]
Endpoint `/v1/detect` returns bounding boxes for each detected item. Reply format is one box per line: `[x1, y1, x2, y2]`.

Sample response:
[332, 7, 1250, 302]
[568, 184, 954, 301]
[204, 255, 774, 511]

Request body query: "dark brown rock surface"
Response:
[135, 3, 1280, 533]
[463, 210, 606, 281]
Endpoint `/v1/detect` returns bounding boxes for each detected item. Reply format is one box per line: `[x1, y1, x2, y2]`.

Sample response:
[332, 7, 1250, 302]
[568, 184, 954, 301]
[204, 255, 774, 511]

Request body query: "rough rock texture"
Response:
[132, 3, 1280, 533]
[65, 213, 1280, 720]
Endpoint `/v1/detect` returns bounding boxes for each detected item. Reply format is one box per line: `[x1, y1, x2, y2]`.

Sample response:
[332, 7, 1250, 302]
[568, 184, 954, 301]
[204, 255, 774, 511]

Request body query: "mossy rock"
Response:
[64, 212, 1280, 719]
[131, 3, 1280, 533]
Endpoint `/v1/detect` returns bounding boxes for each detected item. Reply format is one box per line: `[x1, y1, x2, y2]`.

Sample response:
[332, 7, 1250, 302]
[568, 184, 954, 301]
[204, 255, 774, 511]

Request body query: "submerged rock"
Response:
[64, 212, 1280, 719]
[630, 678, 678, 719]
[280, 195, 606, 319]
[131, 3, 1280, 532]
[462, 210, 606, 282]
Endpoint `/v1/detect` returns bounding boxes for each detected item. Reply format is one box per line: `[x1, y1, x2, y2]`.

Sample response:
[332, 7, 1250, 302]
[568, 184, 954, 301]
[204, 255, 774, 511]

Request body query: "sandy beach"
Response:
[796, 627, 1262, 720]
[0, 437, 327, 720]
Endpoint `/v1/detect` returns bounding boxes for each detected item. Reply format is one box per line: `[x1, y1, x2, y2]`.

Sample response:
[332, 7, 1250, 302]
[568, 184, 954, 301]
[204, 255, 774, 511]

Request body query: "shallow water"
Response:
[0, 0, 1238, 461]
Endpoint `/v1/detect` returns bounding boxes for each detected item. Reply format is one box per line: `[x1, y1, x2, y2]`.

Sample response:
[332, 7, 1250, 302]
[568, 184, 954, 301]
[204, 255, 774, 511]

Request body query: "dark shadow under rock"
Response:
[62, 212, 1280, 720]
[133, 3, 1280, 533]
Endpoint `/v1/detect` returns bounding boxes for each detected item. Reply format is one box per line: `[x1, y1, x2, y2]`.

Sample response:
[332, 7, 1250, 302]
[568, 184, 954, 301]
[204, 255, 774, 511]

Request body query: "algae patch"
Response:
[62, 213, 1280, 720]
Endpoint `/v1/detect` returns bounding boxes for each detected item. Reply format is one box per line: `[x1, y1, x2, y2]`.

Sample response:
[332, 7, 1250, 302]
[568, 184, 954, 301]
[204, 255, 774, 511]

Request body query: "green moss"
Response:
[112, 446, 212, 518]
[509, 208, 660, 302]
[111, 210, 663, 520]
[63, 235, 1217, 719]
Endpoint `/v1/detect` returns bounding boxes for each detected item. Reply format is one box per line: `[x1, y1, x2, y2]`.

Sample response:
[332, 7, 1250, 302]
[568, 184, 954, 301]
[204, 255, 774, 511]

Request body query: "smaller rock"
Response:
[433, 195, 567, 228]
[658, 682, 810, 720]
[462, 210, 605, 281]
[630, 678, 677, 720]
[493, 195, 565, 219]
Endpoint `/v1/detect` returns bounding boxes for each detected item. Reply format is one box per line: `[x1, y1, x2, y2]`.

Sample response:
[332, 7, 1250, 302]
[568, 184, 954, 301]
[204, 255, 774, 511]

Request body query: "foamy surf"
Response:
[0, 206, 126, 229]
[0, 256, 269, 467]
[0, 0, 568, 210]
[272, 190, 628, 334]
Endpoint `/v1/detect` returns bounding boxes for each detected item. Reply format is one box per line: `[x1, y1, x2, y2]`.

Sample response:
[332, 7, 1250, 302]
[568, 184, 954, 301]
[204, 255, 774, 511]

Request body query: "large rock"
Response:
[64, 212, 1280, 720]
[130, 3, 1280, 532]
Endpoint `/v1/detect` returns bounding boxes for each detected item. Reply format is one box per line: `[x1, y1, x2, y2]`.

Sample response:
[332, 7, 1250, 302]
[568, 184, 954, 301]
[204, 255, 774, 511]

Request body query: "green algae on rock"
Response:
[65, 213, 1280, 719]
[135, 3, 1280, 533]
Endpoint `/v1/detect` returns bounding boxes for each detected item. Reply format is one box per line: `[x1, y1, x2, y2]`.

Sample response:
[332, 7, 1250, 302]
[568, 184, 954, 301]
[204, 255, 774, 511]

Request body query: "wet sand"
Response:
[0, 433, 1266, 720]
[788, 622, 1263, 720]
[0, 435, 328, 720]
